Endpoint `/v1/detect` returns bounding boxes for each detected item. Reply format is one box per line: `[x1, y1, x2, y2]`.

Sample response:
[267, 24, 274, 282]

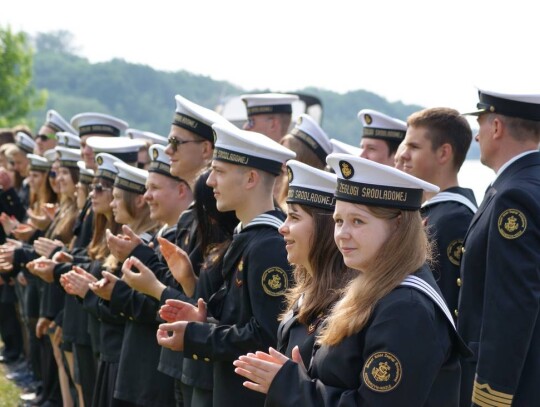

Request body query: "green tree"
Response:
[0, 25, 46, 127]
[35, 30, 79, 54]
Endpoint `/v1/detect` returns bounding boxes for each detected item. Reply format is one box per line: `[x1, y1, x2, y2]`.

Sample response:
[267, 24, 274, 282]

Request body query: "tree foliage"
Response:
[0, 25, 46, 127]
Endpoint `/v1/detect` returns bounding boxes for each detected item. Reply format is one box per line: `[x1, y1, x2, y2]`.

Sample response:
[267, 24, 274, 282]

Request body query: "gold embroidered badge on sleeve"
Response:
[497, 209, 527, 239]
[362, 352, 402, 393]
[261, 267, 288, 296]
[447, 239, 464, 266]
[472, 381, 513, 407]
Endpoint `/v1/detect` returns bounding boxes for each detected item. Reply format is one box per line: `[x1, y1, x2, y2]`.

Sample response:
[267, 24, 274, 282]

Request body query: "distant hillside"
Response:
[30, 49, 431, 147]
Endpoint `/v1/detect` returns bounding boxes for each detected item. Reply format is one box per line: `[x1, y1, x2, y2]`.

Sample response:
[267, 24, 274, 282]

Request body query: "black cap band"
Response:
[363, 127, 406, 141]
[94, 151, 138, 164]
[290, 128, 328, 163]
[246, 104, 292, 116]
[213, 147, 283, 176]
[114, 177, 146, 194]
[148, 161, 182, 182]
[335, 179, 423, 210]
[46, 121, 63, 133]
[59, 160, 80, 169]
[30, 164, 51, 172]
[477, 92, 540, 121]
[172, 113, 214, 142]
[79, 173, 94, 185]
[79, 124, 120, 137]
[96, 169, 117, 183]
[287, 186, 335, 210]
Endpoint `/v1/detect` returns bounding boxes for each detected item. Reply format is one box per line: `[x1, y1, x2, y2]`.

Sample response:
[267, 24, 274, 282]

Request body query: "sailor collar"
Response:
[234, 211, 284, 234]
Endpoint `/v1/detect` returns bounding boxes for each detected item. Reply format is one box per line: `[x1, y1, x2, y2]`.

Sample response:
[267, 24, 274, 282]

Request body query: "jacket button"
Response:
[192, 354, 198, 360]
[204, 357, 210, 362]
[456, 278, 462, 287]
[454, 309, 459, 317]
[461, 246, 466, 254]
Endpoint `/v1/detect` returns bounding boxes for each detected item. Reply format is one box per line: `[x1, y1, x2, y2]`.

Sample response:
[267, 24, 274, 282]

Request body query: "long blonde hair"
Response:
[318, 206, 431, 346]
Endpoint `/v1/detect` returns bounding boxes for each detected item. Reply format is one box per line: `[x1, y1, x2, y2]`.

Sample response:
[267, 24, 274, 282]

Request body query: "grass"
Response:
[0, 342, 22, 407]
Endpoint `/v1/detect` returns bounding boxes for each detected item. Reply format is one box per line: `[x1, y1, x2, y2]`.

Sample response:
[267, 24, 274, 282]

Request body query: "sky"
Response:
[3, 0, 540, 115]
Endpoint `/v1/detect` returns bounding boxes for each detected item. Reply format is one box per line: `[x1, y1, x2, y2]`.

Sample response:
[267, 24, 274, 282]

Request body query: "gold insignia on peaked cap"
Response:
[339, 160, 354, 180]
[261, 267, 288, 296]
[297, 116, 303, 125]
[498, 209, 527, 239]
[212, 129, 217, 145]
[96, 156, 103, 166]
[363, 352, 402, 393]
[447, 239, 464, 266]
[287, 166, 293, 183]
[364, 114, 373, 125]
[152, 148, 159, 160]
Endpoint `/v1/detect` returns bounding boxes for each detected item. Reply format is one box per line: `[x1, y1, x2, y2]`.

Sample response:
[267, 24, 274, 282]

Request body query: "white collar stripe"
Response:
[400, 275, 456, 330]
[422, 192, 477, 214]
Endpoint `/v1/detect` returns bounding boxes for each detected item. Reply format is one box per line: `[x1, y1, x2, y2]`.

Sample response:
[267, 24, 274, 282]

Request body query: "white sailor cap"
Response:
[15, 132, 36, 154]
[46, 110, 77, 134]
[330, 139, 362, 156]
[148, 144, 180, 180]
[86, 136, 146, 163]
[358, 109, 407, 142]
[327, 153, 439, 211]
[288, 114, 332, 163]
[241, 93, 299, 116]
[55, 147, 81, 168]
[212, 123, 296, 175]
[126, 128, 167, 146]
[56, 132, 80, 148]
[113, 161, 148, 195]
[27, 154, 52, 172]
[70, 112, 129, 137]
[286, 160, 337, 210]
[463, 88, 540, 121]
[95, 153, 122, 182]
[173, 94, 228, 144]
[43, 149, 57, 163]
[77, 161, 95, 185]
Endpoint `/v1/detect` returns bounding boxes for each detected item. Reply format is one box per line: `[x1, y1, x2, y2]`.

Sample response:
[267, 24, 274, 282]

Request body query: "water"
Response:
[458, 159, 496, 204]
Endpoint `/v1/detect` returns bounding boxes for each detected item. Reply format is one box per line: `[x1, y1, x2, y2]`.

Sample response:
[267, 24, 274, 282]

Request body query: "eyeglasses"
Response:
[244, 117, 273, 130]
[167, 136, 205, 152]
[48, 171, 56, 179]
[89, 183, 112, 194]
[36, 134, 57, 142]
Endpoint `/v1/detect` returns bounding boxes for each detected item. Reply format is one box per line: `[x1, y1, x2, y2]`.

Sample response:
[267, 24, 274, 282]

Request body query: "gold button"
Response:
[454, 309, 458, 317]
[461, 246, 466, 254]
[204, 357, 210, 362]
[456, 278, 462, 287]
[120, 312, 125, 317]
[192, 354, 198, 360]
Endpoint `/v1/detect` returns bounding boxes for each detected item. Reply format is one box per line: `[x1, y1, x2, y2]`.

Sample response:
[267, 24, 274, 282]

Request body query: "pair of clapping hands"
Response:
[0, 204, 57, 240]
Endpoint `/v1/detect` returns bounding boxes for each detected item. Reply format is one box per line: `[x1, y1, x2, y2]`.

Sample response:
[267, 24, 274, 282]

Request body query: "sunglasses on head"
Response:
[167, 136, 205, 152]
[36, 134, 57, 142]
[89, 183, 111, 193]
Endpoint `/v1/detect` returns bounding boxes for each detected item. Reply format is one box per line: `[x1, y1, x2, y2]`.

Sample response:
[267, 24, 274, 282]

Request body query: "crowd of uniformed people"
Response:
[0, 89, 538, 407]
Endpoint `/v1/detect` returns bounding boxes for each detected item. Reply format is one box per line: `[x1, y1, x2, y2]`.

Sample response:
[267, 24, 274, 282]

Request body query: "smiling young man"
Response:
[156, 123, 296, 407]
[397, 107, 476, 317]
